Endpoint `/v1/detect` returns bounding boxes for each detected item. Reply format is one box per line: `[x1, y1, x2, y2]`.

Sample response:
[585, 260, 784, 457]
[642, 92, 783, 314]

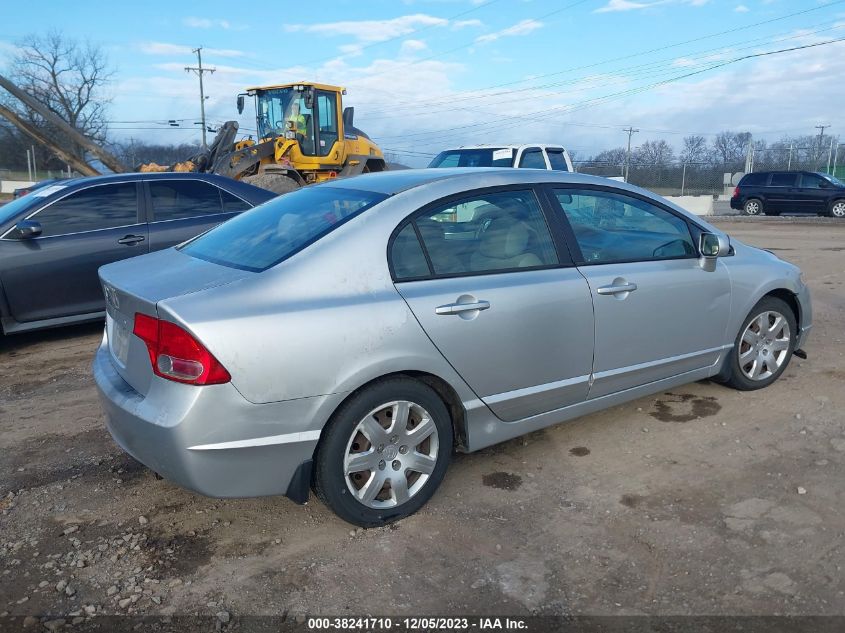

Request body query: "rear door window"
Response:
[546, 149, 569, 171]
[393, 189, 558, 278]
[220, 189, 252, 212]
[518, 149, 546, 169]
[150, 180, 225, 221]
[740, 173, 768, 186]
[28, 183, 140, 237]
[770, 173, 798, 187]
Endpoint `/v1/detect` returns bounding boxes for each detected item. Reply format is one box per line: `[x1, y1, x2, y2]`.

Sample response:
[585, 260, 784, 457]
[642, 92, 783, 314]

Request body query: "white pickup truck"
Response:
[428, 144, 574, 171]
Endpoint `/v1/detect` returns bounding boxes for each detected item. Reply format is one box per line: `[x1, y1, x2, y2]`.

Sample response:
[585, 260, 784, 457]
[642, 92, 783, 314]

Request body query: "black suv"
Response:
[730, 171, 845, 217]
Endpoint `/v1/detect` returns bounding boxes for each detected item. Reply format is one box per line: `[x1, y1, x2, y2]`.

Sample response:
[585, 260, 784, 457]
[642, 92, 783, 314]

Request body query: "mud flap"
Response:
[285, 459, 313, 504]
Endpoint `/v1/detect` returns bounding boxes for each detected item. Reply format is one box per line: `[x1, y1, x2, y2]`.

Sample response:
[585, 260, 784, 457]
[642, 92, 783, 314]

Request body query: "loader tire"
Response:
[242, 174, 300, 196]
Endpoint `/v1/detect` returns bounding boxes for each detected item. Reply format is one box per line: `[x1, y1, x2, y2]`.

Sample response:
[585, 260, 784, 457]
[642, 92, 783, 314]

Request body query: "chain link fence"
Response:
[575, 144, 845, 198]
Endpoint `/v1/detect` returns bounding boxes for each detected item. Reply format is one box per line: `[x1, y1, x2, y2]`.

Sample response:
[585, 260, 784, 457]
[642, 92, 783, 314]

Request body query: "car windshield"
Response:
[822, 174, 845, 187]
[181, 186, 388, 272]
[428, 148, 515, 168]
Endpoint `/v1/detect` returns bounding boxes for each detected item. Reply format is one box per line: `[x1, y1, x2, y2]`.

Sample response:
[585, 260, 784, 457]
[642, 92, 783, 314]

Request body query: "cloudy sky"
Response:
[1, 0, 843, 166]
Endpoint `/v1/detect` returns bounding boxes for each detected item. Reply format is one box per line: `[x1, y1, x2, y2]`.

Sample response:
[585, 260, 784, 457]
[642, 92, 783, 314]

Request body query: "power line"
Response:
[361, 19, 844, 120]
[376, 35, 845, 148]
[360, 0, 845, 116]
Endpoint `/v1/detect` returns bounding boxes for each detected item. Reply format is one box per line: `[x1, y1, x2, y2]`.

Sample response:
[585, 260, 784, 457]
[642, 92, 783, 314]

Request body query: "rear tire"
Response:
[313, 378, 452, 527]
[241, 173, 300, 195]
[743, 198, 763, 216]
[725, 297, 796, 391]
[830, 199, 845, 218]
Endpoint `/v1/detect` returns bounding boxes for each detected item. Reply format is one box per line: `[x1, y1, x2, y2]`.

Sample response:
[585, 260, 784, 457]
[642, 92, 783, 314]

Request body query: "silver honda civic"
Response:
[93, 168, 811, 526]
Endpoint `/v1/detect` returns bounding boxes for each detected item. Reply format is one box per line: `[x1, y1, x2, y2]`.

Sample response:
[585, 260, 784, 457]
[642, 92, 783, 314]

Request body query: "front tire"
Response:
[725, 297, 796, 391]
[743, 198, 763, 216]
[313, 378, 452, 527]
[830, 199, 845, 218]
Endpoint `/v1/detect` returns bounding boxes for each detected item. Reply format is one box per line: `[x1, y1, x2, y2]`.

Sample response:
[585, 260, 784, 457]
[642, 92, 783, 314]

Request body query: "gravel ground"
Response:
[1, 219, 843, 625]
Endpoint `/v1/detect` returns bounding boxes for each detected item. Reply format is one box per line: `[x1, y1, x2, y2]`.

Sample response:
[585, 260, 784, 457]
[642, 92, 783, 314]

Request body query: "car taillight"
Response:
[132, 313, 230, 385]
[732, 186, 740, 198]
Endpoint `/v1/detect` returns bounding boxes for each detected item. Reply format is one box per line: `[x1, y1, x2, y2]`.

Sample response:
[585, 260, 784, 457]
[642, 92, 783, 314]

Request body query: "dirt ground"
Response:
[1, 218, 843, 624]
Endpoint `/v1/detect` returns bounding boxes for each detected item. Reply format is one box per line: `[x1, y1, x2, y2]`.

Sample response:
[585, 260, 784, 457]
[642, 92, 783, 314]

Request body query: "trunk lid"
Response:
[98, 247, 250, 395]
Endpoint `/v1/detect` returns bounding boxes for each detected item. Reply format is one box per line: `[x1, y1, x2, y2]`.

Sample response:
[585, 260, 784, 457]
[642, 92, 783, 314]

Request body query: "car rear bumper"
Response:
[93, 340, 343, 501]
[730, 197, 742, 210]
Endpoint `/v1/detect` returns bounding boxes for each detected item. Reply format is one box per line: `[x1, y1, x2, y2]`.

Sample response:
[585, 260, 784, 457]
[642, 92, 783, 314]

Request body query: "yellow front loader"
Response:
[142, 82, 386, 194]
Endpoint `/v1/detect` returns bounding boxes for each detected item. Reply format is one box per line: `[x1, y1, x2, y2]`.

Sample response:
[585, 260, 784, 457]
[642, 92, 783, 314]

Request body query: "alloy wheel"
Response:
[744, 200, 760, 215]
[343, 400, 439, 509]
[832, 201, 845, 218]
[738, 310, 791, 381]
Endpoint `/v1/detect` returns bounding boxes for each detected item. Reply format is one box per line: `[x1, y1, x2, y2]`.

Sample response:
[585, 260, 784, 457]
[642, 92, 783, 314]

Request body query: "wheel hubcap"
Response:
[738, 310, 790, 381]
[343, 400, 439, 509]
[746, 201, 759, 215]
[833, 202, 845, 217]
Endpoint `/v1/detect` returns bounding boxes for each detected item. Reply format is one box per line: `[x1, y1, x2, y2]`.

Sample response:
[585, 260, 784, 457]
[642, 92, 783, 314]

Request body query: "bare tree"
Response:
[588, 147, 626, 167]
[710, 131, 751, 166]
[680, 135, 707, 165]
[3, 30, 113, 165]
[633, 139, 674, 167]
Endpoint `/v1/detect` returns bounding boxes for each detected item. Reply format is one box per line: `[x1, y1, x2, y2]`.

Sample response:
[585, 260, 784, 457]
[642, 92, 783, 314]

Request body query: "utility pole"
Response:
[31, 144, 37, 180]
[815, 125, 829, 170]
[25, 149, 32, 181]
[623, 127, 639, 183]
[827, 137, 835, 174]
[185, 47, 215, 149]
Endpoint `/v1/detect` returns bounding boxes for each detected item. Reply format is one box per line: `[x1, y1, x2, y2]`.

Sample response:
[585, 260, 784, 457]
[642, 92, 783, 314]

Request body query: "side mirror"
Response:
[236, 94, 245, 115]
[15, 219, 42, 239]
[699, 232, 723, 272]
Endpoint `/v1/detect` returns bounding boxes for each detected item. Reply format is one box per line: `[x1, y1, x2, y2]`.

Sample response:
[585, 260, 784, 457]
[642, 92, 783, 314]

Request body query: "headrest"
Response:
[478, 218, 530, 259]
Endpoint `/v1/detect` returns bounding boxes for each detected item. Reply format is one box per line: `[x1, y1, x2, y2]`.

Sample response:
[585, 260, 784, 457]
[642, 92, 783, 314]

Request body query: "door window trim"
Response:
[0, 181, 144, 240]
[143, 178, 251, 224]
[387, 184, 573, 283]
[541, 183, 702, 266]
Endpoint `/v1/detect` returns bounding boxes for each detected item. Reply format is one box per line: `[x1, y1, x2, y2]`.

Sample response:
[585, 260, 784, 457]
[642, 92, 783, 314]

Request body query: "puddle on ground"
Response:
[650, 392, 722, 423]
[569, 446, 591, 457]
[620, 494, 644, 508]
[482, 472, 523, 491]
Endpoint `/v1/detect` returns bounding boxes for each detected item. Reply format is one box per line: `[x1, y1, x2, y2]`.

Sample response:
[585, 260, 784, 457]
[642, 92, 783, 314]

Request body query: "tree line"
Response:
[581, 131, 840, 171]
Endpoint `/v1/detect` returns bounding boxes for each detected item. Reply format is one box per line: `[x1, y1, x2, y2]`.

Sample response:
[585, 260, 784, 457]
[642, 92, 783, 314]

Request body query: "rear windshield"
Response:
[428, 148, 515, 168]
[181, 186, 388, 272]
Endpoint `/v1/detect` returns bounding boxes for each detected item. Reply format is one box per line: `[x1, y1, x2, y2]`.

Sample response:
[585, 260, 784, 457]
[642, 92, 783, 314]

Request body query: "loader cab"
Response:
[250, 83, 343, 159]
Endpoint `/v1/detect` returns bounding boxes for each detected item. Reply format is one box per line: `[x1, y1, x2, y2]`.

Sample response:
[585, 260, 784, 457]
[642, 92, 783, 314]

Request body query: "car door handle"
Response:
[435, 300, 491, 315]
[117, 235, 145, 245]
[596, 282, 637, 295]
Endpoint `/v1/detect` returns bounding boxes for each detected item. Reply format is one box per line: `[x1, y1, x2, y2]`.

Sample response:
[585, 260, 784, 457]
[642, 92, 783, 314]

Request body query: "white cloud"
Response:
[475, 19, 543, 44]
[595, 0, 710, 12]
[400, 39, 428, 55]
[183, 17, 226, 29]
[453, 19, 483, 29]
[734, 4, 750, 12]
[285, 14, 448, 43]
[595, 0, 654, 13]
[138, 41, 246, 58]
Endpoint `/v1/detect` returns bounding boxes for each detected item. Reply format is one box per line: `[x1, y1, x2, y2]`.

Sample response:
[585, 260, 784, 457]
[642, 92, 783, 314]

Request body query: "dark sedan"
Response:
[0, 173, 275, 335]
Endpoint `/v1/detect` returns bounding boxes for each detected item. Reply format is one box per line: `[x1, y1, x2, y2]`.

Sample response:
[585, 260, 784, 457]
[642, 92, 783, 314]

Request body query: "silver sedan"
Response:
[93, 169, 812, 526]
